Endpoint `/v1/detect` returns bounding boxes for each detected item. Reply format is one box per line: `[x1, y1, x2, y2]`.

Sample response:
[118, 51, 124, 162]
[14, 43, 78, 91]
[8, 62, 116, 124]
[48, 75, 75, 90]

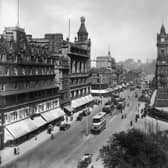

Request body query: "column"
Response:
[77, 61, 80, 73]
[84, 62, 86, 72]
[81, 62, 84, 73]
[72, 60, 75, 73]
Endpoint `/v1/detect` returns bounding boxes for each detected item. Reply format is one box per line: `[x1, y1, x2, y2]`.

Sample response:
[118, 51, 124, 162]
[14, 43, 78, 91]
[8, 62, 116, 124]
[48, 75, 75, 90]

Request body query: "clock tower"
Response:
[155, 24, 168, 88]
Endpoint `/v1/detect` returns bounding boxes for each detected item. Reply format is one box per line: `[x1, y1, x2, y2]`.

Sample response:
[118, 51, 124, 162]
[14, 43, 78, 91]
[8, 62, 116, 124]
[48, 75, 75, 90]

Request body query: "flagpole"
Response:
[17, 0, 20, 26]
[68, 18, 71, 41]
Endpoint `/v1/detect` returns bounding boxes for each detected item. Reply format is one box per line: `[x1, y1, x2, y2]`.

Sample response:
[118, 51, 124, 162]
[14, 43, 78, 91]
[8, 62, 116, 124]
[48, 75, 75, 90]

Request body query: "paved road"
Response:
[4, 89, 140, 168]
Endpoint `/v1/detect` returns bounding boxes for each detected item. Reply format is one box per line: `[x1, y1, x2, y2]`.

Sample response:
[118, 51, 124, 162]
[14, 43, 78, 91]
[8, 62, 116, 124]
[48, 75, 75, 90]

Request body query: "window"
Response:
[53, 100, 58, 108]
[46, 102, 52, 110]
[38, 104, 44, 113]
[161, 49, 164, 54]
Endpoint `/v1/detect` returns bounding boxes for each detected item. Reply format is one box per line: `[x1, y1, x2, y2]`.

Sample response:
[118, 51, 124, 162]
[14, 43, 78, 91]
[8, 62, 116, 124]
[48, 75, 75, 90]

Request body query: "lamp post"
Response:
[86, 107, 89, 136]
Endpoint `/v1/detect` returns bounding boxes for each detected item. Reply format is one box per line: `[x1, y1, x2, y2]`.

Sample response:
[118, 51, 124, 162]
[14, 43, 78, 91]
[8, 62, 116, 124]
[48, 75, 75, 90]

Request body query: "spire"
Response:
[77, 16, 88, 41]
[108, 45, 111, 57]
[160, 24, 166, 34]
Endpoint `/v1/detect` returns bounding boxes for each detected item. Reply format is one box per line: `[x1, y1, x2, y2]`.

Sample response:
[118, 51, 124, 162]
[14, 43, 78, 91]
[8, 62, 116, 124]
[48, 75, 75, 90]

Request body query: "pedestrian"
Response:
[125, 114, 127, 118]
[51, 133, 54, 139]
[121, 114, 123, 119]
[130, 120, 133, 126]
[91, 165, 94, 168]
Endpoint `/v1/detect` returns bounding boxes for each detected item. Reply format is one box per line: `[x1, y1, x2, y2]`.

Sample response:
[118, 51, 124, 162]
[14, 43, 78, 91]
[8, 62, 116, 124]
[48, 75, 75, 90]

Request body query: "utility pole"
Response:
[68, 18, 71, 41]
[17, 0, 20, 27]
[86, 108, 89, 136]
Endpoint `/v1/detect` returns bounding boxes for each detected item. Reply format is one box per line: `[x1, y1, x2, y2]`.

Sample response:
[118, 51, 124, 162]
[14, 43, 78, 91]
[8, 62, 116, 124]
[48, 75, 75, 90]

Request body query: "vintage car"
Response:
[77, 113, 83, 121]
[77, 153, 93, 168]
[103, 104, 114, 114]
[59, 123, 71, 131]
[82, 109, 91, 116]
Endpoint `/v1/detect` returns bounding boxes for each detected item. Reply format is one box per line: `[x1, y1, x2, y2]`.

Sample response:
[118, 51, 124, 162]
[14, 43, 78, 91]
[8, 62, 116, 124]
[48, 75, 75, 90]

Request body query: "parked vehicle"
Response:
[60, 123, 71, 131]
[93, 99, 101, 105]
[77, 113, 83, 121]
[77, 153, 93, 168]
[91, 112, 106, 134]
[103, 104, 113, 114]
[117, 101, 125, 110]
[82, 109, 91, 116]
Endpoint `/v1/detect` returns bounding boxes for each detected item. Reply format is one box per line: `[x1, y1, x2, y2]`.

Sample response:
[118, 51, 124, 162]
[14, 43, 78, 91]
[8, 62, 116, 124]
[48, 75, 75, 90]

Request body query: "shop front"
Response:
[41, 107, 65, 126]
[71, 95, 94, 113]
[4, 116, 47, 146]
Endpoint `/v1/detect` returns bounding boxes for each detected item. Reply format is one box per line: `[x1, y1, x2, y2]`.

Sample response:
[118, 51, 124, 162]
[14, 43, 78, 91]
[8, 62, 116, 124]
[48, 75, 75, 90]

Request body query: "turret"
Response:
[77, 17, 88, 42]
[160, 24, 166, 35]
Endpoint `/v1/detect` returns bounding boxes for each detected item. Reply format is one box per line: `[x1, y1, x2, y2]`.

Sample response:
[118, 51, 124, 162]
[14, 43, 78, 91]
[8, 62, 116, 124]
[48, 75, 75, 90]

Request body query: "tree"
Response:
[99, 129, 168, 168]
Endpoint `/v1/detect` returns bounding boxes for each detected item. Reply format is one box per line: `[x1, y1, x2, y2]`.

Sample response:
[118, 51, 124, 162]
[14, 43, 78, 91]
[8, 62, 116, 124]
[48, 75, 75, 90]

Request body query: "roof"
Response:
[160, 24, 166, 34]
[90, 67, 112, 74]
[93, 112, 106, 119]
[78, 17, 88, 35]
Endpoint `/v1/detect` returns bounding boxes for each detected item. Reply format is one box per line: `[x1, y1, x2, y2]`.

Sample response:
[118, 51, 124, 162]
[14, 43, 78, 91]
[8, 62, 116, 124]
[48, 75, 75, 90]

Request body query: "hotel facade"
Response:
[0, 27, 63, 149]
[0, 17, 93, 149]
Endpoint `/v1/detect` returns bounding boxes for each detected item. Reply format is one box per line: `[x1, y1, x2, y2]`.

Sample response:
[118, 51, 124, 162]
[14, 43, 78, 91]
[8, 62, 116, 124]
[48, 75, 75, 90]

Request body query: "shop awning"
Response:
[41, 108, 64, 123]
[71, 95, 94, 109]
[107, 88, 114, 93]
[114, 86, 119, 90]
[6, 119, 38, 139]
[91, 89, 109, 94]
[31, 116, 47, 127]
[64, 105, 74, 115]
[87, 95, 94, 102]
[64, 105, 74, 113]
[4, 128, 15, 143]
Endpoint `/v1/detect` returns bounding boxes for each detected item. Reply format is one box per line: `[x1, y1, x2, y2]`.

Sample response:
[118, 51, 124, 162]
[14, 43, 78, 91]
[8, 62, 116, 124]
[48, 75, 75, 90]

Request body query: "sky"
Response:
[0, 0, 168, 62]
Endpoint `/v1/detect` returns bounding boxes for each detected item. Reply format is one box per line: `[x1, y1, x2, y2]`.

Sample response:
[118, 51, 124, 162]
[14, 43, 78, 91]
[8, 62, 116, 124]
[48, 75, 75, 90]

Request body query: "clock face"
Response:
[161, 38, 165, 42]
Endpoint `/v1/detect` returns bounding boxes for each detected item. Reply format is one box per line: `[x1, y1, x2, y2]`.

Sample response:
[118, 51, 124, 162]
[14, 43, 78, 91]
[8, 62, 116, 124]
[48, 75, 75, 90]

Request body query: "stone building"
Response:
[63, 17, 93, 113]
[155, 24, 168, 88]
[44, 33, 63, 53]
[90, 67, 116, 90]
[0, 26, 64, 149]
[96, 51, 116, 70]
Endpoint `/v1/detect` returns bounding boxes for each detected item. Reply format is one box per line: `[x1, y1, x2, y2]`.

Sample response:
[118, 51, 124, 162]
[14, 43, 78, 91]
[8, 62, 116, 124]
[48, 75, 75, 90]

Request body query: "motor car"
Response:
[77, 113, 83, 121]
[93, 99, 101, 105]
[138, 95, 149, 102]
[117, 101, 125, 110]
[111, 94, 119, 98]
[82, 109, 91, 116]
[59, 123, 71, 131]
[77, 153, 93, 168]
[103, 104, 114, 114]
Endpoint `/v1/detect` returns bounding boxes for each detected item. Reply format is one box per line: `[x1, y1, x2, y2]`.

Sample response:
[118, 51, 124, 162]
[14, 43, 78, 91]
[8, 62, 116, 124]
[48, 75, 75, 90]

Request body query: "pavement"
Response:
[0, 88, 152, 168]
[0, 97, 110, 168]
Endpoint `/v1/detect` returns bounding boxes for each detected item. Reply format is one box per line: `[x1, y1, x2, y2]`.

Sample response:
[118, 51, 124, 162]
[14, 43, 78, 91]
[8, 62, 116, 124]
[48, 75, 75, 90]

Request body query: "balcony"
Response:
[0, 58, 55, 67]
[0, 83, 59, 96]
[70, 82, 90, 89]
[0, 72, 55, 78]
[70, 72, 89, 78]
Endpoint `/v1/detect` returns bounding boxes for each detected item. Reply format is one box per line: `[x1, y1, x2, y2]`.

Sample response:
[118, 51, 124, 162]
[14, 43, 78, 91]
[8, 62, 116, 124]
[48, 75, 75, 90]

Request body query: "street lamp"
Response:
[86, 107, 89, 136]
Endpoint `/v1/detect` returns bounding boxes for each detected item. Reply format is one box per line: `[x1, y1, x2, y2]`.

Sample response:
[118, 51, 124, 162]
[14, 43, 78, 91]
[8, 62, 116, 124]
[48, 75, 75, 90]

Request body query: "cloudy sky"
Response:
[0, 0, 168, 62]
